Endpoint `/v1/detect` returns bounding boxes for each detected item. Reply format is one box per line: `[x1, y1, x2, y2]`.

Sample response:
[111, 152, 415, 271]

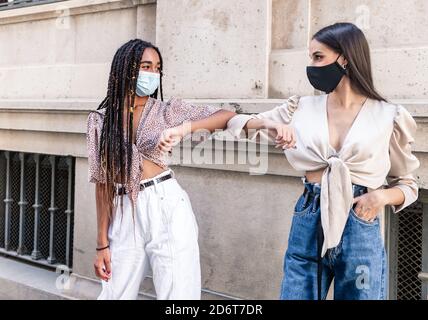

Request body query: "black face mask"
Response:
[306, 54, 347, 93]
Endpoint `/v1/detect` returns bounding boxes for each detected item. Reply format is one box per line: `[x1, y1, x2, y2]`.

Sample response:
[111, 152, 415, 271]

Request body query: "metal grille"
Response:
[396, 201, 424, 299]
[0, 156, 5, 247]
[24, 156, 36, 255]
[9, 153, 20, 252]
[0, 151, 75, 269]
[39, 155, 52, 260]
[0, 0, 68, 11]
[388, 199, 426, 300]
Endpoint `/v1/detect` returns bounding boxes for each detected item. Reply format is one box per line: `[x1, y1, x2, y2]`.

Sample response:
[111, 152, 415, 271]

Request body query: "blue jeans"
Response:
[280, 179, 387, 300]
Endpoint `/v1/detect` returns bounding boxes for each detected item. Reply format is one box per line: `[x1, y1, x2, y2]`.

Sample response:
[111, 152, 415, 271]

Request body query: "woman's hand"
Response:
[263, 119, 297, 150]
[157, 126, 186, 153]
[352, 189, 387, 222]
[94, 248, 111, 282]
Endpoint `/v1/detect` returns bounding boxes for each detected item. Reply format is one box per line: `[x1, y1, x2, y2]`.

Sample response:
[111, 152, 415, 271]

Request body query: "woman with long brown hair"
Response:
[86, 39, 235, 300]
[226, 22, 420, 300]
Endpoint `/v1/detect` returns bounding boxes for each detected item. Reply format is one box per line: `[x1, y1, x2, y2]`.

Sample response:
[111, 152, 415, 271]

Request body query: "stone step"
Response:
[0, 255, 239, 300]
[0, 255, 74, 300]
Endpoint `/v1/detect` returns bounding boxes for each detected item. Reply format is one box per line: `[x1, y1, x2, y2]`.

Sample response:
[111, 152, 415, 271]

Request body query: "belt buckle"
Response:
[140, 181, 147, 191]
[169, 169, 175, 179]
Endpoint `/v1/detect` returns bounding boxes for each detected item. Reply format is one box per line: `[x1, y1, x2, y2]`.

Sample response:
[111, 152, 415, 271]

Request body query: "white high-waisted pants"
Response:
[97, 169, 201, 300]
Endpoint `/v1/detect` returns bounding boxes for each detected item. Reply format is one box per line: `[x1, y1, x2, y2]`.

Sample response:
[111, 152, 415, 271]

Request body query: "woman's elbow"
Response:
[218, 109, 237, 128]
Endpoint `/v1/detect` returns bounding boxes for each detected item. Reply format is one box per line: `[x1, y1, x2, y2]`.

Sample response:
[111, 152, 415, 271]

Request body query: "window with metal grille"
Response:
[0, 150, 74, 270]
[0, 0, 67, 11]
[387, 197, 428, 300]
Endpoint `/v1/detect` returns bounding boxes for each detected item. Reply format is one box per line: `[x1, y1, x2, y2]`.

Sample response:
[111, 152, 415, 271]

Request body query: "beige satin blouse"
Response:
[226, 94, 420, 257]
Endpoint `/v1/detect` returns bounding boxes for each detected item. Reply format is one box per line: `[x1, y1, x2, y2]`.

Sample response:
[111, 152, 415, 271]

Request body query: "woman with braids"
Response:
[86, 39, 235, 300]
[227, 23, 420, 299]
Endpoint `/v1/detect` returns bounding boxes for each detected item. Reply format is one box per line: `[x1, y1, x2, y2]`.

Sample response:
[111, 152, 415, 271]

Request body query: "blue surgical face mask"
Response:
[136, 71, 160, 97]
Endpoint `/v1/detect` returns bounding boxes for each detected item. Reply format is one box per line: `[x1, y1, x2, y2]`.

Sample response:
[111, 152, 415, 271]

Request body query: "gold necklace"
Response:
[129, 101, 147, 114]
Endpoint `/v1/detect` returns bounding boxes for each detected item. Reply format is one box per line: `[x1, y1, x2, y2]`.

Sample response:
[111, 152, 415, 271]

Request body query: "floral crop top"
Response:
[86, 96, 221, 205]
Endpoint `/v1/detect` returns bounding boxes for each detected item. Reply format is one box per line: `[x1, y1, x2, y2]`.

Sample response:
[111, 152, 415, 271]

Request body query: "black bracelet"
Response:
[96, 244, 110, 251]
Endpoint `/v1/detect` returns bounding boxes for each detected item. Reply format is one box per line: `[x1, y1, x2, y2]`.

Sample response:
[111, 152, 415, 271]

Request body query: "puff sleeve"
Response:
[86, 110, 106, 184]
[386, 104, 420, 213]
[166, 97, 222, 127]
[225, 95, 300, 144]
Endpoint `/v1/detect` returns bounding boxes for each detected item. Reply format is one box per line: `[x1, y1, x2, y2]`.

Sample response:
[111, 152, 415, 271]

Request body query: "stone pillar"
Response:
[156, 0, 271, 99]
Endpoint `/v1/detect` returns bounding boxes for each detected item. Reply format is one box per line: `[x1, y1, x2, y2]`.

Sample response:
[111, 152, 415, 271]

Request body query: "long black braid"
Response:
[96, 39, 164, 223]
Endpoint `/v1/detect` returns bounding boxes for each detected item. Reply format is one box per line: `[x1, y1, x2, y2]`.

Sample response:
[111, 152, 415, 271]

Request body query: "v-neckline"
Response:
[323, 94, 369, 154]
[132, 97, 153, 145]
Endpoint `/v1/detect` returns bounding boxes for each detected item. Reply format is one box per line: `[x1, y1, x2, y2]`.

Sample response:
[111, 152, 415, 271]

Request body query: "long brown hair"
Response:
[313, 22, 387, 102]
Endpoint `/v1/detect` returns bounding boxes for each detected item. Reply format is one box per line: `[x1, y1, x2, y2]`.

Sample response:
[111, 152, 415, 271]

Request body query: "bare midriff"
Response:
[144, 163, 329, 183]
[140, 159, 169, 180]
[304, 168, 325, 184]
